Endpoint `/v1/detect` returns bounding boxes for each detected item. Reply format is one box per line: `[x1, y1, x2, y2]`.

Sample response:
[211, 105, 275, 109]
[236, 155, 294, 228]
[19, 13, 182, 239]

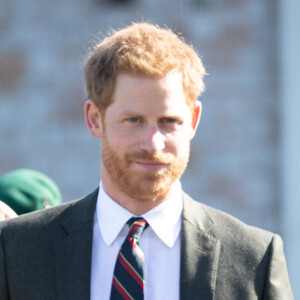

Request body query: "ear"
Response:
[190, 100, 202, 139]
[84, 100, 104, 138]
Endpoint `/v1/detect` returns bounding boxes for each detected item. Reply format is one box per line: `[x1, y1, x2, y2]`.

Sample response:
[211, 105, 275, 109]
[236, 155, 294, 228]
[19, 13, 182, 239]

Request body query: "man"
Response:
[0, 23, 293, 299]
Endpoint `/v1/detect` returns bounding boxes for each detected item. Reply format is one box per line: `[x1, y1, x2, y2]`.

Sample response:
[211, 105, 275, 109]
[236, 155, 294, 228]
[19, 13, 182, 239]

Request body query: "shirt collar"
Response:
[96, 180, 183, 248]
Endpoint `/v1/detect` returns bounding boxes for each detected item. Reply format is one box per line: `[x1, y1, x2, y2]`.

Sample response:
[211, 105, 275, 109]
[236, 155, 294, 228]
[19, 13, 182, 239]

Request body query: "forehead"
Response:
[111, 71, 187, 111]
[116, 70, 182, 89]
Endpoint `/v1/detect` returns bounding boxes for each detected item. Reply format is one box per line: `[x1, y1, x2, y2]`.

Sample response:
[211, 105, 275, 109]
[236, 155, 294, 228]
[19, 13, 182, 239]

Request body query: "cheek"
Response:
[106, 130, 137, 152]
[166, 131, 191, 156]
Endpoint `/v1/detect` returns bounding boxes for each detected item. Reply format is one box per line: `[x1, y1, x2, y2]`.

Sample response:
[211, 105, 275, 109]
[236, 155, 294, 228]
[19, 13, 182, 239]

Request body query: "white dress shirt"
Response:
[90, 180, 183, 300]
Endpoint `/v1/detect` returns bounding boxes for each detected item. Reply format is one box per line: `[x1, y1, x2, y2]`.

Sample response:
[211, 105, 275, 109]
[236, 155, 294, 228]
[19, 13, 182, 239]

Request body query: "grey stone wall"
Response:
[0, 0, 280, 232]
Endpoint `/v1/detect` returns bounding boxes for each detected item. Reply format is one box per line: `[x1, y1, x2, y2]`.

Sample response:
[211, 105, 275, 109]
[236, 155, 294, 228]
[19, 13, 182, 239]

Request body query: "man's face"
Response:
[87, 71, 201, 203]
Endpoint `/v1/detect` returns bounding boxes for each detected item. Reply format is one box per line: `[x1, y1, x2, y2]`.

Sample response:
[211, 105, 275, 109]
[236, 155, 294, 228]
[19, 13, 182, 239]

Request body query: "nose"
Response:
[140, 126, 165, 153]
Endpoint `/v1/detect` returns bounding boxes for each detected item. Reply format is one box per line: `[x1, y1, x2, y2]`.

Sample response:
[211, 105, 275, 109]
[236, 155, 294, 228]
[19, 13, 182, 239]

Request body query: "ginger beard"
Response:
[101, 133, 190, 201]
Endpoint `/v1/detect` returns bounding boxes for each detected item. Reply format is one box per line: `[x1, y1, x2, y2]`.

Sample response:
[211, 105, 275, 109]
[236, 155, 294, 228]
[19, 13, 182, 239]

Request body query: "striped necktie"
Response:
[110, 217, 148, 300]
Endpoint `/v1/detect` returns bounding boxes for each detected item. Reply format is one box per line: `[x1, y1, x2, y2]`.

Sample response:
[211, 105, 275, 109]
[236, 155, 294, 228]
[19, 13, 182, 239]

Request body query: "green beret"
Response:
[0, 169, 61, 215]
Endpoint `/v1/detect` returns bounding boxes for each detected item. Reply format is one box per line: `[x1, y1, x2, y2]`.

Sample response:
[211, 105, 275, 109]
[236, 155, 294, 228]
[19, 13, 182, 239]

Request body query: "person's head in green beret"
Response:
[0, 169, 61, 215]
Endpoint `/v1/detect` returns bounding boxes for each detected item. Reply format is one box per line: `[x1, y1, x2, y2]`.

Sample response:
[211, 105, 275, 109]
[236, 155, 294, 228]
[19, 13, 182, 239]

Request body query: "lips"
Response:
[134, 161, 168, 171]
[126, 151, 174, 163]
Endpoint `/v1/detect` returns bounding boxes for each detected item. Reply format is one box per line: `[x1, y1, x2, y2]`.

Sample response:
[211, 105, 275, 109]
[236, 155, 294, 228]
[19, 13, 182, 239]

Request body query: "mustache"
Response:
[125, 151, 175, 164]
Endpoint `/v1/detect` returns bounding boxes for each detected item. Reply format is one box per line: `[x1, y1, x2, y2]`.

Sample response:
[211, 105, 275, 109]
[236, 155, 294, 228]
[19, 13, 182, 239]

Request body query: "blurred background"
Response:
[0, 0, 299, 296]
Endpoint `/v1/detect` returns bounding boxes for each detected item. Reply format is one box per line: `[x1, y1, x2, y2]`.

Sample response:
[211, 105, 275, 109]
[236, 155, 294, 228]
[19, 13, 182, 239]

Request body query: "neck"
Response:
[101, 175, 175, 215]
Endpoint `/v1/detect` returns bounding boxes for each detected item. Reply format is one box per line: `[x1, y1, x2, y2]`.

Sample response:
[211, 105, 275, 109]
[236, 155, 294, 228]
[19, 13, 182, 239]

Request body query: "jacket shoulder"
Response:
[182, 192, 293, 299]
[182, 192, 275, 250]
[0, 188, 98, 238]
[0, 199, 77, 233]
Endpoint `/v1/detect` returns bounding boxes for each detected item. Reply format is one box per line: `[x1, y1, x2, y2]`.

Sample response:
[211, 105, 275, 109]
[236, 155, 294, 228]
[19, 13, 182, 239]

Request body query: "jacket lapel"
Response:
[51, 189, 219, 299]
[53, 189, 98, 300]
[180, 193, 220, 300]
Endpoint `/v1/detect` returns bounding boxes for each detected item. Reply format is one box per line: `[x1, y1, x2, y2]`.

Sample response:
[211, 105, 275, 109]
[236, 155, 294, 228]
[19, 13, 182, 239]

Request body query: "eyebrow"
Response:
[120, 109, 186, 118]
[119, 110, 144, 117]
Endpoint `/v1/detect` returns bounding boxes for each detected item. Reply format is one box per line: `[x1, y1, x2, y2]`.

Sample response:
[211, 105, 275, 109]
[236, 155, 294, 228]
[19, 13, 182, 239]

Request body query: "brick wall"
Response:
[0, 0, 280, 232]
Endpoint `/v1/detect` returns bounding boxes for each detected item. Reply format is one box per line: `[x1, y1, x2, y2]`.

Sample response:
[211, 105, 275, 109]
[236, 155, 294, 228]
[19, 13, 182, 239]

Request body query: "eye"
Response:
[161, 117, 182, 125]
[162, 118, 177, 124]
[127, 117, 141, 123]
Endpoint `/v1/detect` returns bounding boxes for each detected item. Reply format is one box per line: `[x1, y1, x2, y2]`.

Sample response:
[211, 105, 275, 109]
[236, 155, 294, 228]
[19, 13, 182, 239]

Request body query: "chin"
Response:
[131, 177, 174, 200]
